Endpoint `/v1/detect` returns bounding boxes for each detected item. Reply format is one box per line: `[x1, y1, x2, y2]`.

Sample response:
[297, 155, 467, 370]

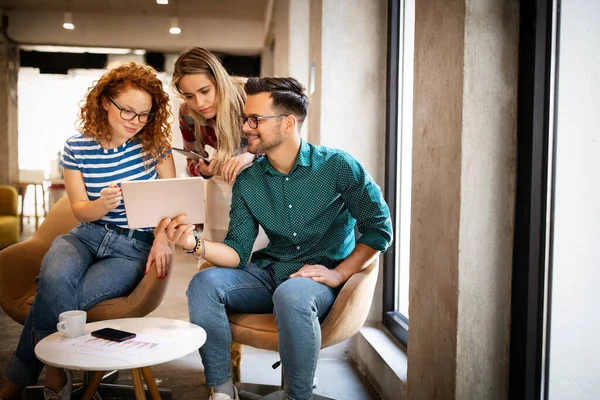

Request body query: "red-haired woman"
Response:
[0, 62, 175, 400]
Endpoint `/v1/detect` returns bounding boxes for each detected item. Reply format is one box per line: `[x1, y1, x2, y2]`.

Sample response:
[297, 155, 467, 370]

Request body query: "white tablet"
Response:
[121, 177, 206, 229]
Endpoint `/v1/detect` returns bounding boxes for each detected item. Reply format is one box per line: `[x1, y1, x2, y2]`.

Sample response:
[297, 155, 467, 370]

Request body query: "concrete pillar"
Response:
[269, 0, 309, 138]
[260, 39, 275, 77]
[407, 0, 518, 399]
[308, 0, 387, 185]
[0, 33, 19, 185]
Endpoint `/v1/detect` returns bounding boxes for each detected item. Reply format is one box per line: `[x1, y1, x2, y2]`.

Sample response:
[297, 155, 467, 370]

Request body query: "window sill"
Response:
[350, 324, 407, 399]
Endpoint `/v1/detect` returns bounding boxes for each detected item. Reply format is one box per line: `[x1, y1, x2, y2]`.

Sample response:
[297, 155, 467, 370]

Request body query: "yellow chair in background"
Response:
[0, 185, 19, 249]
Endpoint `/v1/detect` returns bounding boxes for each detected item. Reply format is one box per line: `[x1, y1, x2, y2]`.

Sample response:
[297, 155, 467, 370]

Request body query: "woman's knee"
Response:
[38, 238, 80, 288]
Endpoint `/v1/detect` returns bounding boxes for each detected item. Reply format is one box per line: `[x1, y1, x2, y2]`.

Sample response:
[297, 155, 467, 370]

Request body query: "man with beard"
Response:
[157, 77, 393, 400]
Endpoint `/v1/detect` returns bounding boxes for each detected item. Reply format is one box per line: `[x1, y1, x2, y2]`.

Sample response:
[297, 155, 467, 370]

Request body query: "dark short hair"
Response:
[244, 77, 309, 126]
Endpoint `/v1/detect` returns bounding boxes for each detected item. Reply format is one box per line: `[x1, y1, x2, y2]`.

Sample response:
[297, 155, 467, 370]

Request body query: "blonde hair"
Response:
[172, 47, 245, 159]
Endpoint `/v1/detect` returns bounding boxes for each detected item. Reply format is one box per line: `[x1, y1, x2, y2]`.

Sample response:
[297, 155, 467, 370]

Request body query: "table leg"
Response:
[131, 368, 148, 399]
[33, 184, 39, 229]
[19, 185, 27, 232]
[82, 371, 104, 400]
[41, 183, 47, 216]
[141, 366, 162, 399]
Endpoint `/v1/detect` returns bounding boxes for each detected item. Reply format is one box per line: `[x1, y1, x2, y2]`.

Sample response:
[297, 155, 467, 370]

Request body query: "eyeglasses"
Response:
[241, 114, 289, 129]
[108, 97, 154, 123]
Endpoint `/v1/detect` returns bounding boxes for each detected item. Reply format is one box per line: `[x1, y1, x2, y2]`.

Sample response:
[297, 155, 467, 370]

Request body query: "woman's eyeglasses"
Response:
[109, 97, 154, 123]
[241, 114, 289, 129]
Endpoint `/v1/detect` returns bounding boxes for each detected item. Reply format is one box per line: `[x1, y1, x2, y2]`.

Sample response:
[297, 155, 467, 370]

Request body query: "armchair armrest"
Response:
[320, 260, 379, 348]
[87, 242, 176, 322]
[0, 186, 18, 216]
[0, 237, 53, 324]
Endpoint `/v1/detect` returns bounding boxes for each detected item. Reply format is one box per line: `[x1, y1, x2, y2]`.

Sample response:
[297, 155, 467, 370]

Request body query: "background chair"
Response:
[0, 185, 19, 249]
[0, 195, 174, 399]
[199, 259, 379, 400]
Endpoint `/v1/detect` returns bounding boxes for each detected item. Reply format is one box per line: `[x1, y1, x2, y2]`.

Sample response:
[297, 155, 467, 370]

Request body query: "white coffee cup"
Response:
[57, 310, 87, 338]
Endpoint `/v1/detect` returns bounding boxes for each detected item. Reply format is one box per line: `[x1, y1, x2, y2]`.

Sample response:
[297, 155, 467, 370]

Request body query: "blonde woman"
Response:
[172, 47, 255, 243]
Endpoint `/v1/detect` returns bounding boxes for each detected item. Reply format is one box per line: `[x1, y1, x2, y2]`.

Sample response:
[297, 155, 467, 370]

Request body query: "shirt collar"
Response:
[262, 139, 311, 176]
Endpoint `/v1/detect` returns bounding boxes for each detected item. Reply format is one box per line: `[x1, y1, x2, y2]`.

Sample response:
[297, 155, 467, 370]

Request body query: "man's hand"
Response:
[145, 233, 172, 279]
[155, 215, 196, 251]
[289, 264, 346, 288]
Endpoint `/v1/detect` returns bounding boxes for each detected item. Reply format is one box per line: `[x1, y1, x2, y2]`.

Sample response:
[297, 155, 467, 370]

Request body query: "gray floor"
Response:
[0, 217, 380, 399]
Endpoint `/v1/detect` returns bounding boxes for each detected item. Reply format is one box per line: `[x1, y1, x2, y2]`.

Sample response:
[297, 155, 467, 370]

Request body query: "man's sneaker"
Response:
[209, 385, 238, 400]
[43, 369, 72, 400]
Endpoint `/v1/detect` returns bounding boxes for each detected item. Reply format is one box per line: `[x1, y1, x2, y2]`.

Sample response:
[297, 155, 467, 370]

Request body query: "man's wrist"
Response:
[184, 231, 198, 252]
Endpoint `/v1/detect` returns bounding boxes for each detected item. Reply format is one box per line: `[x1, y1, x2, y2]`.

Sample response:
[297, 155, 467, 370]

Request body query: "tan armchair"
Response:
[0, 185, 19, 249]
[200, 259, 379, 400]
[0, 195, 174, 398]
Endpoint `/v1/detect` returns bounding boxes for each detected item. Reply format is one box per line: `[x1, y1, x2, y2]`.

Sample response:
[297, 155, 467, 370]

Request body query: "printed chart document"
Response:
[54, 333, 173, 361]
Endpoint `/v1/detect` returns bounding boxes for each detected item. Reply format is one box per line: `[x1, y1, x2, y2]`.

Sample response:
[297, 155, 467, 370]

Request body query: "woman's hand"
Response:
[220, 152, 255, 184]
[99, 183, 122, 211]
[145, 232, 172, 279]
[156, 215, 197, 251]
[194, 158, 224, 178]
[289, 264, 346, 288]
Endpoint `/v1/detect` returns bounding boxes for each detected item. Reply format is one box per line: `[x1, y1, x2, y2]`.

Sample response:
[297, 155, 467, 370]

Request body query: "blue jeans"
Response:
[187, 263, 338, 400]
[5, 222, 149, 386]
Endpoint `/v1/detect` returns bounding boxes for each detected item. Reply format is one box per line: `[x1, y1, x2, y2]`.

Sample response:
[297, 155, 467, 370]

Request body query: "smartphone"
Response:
[172, 147, 210, 163]
[91, 327, 137, 342]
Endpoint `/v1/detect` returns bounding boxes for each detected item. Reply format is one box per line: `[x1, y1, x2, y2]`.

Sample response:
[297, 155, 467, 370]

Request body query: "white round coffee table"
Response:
[35, 317, 206, 400]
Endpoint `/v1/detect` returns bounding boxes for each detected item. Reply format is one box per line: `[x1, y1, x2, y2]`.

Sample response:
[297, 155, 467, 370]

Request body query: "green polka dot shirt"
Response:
[223, 140, 393, 281]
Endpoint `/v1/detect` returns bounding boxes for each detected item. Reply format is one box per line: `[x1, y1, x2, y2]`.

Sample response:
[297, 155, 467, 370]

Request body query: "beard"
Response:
[248, 122, 284, 154]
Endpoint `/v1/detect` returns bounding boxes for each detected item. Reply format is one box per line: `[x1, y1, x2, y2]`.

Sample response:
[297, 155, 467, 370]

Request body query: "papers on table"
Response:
[54, 333, 172, 361]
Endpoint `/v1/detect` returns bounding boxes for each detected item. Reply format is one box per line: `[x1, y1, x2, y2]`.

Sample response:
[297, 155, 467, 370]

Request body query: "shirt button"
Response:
[296, 246, 300, 250]
[293, 232, 297, 237]
[285, 177, 289, 181]
[288, 204, 292, 208]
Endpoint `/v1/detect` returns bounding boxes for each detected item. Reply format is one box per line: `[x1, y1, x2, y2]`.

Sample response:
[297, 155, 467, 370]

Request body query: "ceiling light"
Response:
[169, 17, 181, 35]
[63, 12, 74, 30]
[157, 0, 169, 4]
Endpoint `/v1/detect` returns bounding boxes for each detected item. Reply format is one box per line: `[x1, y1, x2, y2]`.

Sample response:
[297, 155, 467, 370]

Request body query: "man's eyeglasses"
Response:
[109, 97, 154, 123]
[241, 114, 289, 129]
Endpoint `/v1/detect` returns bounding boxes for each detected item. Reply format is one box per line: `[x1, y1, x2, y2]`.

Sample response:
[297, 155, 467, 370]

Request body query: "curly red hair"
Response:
[77, 61, 172, 164]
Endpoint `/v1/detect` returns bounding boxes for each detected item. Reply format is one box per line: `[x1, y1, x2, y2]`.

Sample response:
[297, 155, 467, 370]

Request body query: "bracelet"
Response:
[185, 230, 206, 260]
[192, 238, 206, 260]
[185, 230, 199, 253]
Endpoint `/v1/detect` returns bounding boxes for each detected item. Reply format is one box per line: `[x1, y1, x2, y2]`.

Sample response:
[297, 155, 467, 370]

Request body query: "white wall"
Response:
[548, 1, 600, 399]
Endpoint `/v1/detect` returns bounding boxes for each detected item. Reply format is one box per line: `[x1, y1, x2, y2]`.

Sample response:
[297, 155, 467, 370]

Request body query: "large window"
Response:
[383, 0, 414, 346]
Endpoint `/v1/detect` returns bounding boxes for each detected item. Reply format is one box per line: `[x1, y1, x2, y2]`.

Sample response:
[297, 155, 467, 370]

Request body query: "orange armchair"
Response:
[0, 195, 173, 325]
[0, 195, 174, 398]
[0, 185, 19, 249]
[199, 259, 379, 399]
[230, 261, 379, 400]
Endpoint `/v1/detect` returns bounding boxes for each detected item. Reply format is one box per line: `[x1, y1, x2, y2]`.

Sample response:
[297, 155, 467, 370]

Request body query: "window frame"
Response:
[383, 0, 407, 346]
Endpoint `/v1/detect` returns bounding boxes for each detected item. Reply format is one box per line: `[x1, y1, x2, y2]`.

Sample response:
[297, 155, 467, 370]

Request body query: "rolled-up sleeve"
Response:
[223, 182, 260, 267]
[336, 153, 393, 252]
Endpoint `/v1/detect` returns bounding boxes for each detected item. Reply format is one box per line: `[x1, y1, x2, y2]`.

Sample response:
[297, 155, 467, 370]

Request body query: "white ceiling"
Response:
[0, 0, 269, 21]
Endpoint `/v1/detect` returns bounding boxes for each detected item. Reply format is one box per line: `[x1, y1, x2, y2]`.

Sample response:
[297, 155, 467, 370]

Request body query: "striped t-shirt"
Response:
[60, 134, 165, 229]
